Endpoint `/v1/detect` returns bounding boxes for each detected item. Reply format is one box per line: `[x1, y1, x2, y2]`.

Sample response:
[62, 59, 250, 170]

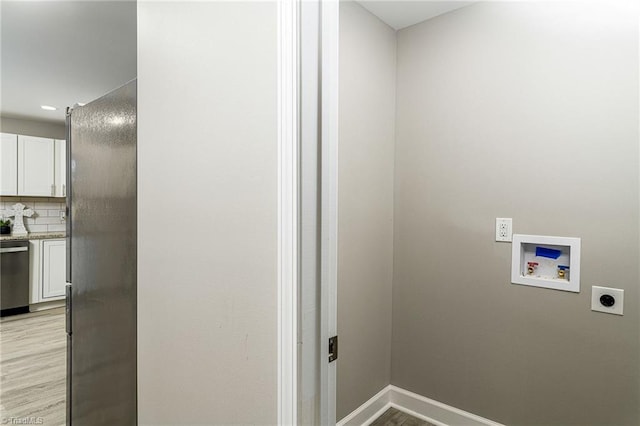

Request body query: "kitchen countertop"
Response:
[0, 232, 66, 242]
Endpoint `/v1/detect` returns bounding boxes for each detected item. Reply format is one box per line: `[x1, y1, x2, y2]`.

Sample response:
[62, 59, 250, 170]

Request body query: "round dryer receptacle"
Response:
[600, 294, 616, 307]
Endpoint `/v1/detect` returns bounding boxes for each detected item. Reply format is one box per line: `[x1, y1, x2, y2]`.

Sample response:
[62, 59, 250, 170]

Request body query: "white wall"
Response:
[137, 2, 278, 424]
[391, 2, 639, 425]
[337, 1, 396, 420]
[0, 116, 65, 140]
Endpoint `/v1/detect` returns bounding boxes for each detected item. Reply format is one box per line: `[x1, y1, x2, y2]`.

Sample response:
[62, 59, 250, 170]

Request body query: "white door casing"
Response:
[320, 0, 339, 424]
[278, 0, 299, 424]
[281, 1, 339, 424]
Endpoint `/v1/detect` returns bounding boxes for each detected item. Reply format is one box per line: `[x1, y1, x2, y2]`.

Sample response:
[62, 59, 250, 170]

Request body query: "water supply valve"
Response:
[557, 265, 569, 280]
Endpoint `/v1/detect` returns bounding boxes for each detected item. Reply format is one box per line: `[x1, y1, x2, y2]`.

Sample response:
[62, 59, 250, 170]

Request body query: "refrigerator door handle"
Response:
[0, 247, 28, 253]
[65, 107, 72, 284]
[65, 284, 72, 335]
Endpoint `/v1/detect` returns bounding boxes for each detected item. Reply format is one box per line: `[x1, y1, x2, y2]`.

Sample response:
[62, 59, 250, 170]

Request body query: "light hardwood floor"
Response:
[1, 310, 433, 426]
[1, 308, 66, 426]
[371, 407, 436, 426]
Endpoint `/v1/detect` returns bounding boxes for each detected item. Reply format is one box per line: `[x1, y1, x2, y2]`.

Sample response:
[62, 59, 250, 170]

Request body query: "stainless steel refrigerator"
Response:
[65, 79, 137, 425]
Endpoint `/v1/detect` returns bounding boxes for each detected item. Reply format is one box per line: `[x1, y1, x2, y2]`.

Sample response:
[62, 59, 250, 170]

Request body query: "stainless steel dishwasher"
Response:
[0, 240, 30, 316]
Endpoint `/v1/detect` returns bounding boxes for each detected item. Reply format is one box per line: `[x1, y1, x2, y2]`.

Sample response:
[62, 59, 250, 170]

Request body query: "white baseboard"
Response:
[337, 385, 504, 426]
[336, 387, 392, 426]
[29, 300, 65, 312]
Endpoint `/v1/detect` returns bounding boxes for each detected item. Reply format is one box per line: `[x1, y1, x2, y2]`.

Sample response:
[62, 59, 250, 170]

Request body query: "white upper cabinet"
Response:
[1, 133, 18, 195]
[2, 133, 66, 197]
[54, 139, 67, 197]
[18, 135, 55, 196]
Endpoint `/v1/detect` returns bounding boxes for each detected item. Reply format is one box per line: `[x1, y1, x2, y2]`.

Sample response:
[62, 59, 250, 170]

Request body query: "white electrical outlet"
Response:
[495, 218, 512, 242]
[591, 286, 624, 315]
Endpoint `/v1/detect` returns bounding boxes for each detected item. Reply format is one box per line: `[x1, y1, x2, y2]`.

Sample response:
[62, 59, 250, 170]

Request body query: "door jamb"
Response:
[277, 0, 299, 424]
[319, 0, 339, 424]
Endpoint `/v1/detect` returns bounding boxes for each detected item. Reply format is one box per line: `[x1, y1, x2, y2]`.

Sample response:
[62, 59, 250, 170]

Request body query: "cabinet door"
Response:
[18, 135, 55, 196]
[54, 139, 67, 197]
[42, 239, 66, 300]
[1, 133, 18, 195]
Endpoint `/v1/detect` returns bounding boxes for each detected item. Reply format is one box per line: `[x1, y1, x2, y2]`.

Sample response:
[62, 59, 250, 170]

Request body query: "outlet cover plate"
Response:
[496, 218, 513, 242]
[591, 286, 624, 315]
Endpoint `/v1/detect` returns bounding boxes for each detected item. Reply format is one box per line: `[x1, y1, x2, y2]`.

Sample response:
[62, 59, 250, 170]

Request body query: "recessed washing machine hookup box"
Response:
[511, 234, 581, 293]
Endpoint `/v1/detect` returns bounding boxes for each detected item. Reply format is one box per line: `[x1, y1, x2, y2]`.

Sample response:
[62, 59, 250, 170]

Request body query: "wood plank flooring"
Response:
[1, 309, 434, 426]
[371, 407, 436, 426]
[0, 308, 66, 426]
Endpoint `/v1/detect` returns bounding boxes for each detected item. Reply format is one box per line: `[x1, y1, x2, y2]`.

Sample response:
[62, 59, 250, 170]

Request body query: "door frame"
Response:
[319, 0, 339, 424]
[277, 0, 299, 424]
[278, 0, 339, 424]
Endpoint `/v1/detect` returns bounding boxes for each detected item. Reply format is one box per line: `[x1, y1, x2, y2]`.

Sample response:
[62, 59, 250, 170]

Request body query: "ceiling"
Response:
[358, 1, 476, 30]
[0, 1, 468, 124]
[1, 1, 136, 124]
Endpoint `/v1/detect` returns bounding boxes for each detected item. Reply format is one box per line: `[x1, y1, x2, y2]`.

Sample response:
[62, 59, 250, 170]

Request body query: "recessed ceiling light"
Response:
[41, 105, 57, 111]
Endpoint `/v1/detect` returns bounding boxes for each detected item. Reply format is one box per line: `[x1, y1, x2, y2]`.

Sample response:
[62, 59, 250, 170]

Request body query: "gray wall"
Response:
[137, 2, 277, 424]
[391, 2, 639, 425]
[338, 1, 396, 420]
[0, 116, 65, 139]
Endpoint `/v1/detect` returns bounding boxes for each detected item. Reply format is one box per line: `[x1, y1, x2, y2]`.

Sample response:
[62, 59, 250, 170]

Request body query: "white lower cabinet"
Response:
[42, 240, 66, 299]
[29, 238, 66, 304]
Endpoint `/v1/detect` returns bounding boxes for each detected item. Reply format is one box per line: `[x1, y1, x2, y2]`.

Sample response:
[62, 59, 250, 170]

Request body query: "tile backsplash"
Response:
[0, 196, 66, 233]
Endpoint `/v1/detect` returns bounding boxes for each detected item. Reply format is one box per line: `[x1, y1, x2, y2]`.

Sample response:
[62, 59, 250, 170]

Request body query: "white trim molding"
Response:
[277, 0, 299, 424]
[336, 386, 391, 426]
[337, 386, 504, 426]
